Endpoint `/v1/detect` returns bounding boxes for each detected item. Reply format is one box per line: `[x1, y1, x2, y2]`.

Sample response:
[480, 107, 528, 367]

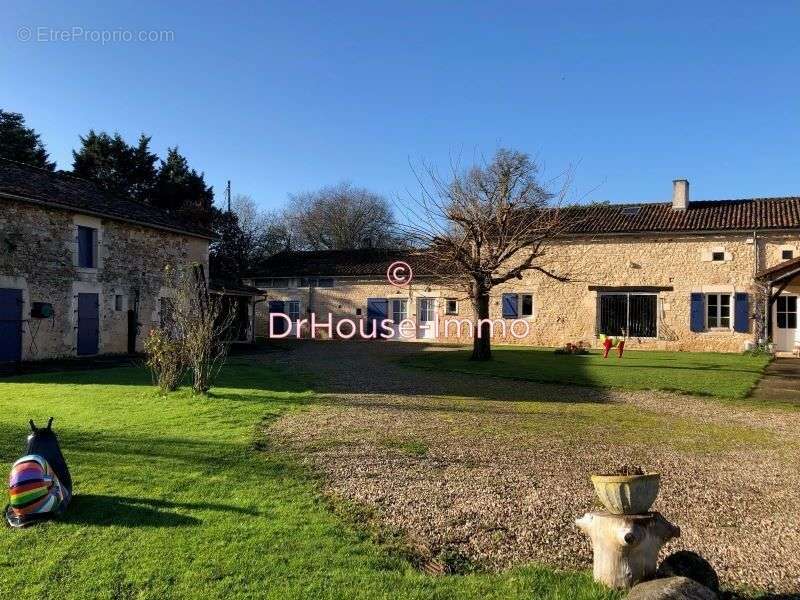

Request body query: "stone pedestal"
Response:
[576, 511, 680, 589]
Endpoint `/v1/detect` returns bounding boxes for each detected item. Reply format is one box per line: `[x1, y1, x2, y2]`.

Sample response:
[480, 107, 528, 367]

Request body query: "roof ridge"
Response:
[570, 196, 800, 208]
[0, 158, 212, 238]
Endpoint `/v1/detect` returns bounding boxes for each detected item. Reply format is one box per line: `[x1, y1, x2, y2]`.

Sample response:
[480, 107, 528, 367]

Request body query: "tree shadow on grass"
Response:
[63, 494, 202, 528]
[63, 494, 263, 528]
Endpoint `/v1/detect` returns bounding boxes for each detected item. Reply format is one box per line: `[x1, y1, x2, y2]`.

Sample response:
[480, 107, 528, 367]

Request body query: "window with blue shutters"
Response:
[690, 293, 743, 332]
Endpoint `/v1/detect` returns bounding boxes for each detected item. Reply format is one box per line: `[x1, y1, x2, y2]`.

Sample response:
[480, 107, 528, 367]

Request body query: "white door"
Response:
[390, 299, 408, 340]
[773, 295, 798, 352]
[416, 298, 437, 339]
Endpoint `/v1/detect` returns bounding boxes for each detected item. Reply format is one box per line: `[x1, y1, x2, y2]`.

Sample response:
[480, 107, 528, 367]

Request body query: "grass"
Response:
[384, 438, 429, 457]
[0, 364, 617, 600]
[401, 347, 771, 399]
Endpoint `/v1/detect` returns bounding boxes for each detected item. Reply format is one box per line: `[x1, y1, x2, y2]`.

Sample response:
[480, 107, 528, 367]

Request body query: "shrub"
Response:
[166, 264, 234, 394]
[144, 327, 186, 394]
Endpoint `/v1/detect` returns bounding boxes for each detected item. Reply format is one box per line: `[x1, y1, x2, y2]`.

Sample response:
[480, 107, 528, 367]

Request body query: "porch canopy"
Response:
[756, 256, 800, 340]
[209, 282, 263, 343]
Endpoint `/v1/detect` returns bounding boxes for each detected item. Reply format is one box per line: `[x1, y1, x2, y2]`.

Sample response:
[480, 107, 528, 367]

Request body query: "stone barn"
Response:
[0, 157, 215, 362]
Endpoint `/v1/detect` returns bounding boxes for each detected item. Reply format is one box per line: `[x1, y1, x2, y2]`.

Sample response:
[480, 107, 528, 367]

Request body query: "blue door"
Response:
[77, 293, 99, 355]
[366, 298, 388, 338]
[268, 300, 286, 335]
[0, 288, 23, 362]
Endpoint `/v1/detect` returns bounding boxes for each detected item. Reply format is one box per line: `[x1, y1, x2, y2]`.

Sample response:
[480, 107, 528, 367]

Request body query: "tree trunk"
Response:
[576, 511, 680, 589]
[471, 284, 492, 361]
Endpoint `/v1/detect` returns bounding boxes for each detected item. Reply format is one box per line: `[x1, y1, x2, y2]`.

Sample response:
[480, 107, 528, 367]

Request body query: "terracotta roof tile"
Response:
[564, 198, 800, 235]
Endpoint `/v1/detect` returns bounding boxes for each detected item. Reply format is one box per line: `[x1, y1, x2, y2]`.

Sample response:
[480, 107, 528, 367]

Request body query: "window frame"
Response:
[445, 298, 458, 315]
[114, 294, 124, 312]
[706, 293, 732, 330]
[501, 293, 534, 319]
[597, 292, 658, 338]
[520, 294, 534, 317]
[782, 249, 794, 261]
[418, 298, 435, 323]
[711, 251, 725, 262]
[776, 295, 798, 330]
[391, 298, 408, 323]
[77, 225, 97, 269]
[286, 300, 301, 321]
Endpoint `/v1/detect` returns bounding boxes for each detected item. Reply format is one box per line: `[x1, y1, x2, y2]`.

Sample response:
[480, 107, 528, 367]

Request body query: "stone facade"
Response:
[250, 231, 800, 353]
[0, 200, 209, 361]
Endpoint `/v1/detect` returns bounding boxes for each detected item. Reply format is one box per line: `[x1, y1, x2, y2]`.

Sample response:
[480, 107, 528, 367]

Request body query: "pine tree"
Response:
[71, 131, 157, 202]
[153, 147, 214, 226]
[0, 110, 55, 170]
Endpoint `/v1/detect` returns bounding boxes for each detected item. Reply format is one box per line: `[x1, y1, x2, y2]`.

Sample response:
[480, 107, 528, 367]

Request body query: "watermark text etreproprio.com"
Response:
[17, 26, 175, 44]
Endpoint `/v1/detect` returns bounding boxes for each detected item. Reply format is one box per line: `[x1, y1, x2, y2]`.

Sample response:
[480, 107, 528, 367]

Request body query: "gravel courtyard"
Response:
[261, 341, 800, 595]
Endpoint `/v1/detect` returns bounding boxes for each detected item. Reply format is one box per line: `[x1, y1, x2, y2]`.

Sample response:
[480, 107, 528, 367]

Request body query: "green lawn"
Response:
[401, 347, 771, 399]
[0, 363, 616, 600]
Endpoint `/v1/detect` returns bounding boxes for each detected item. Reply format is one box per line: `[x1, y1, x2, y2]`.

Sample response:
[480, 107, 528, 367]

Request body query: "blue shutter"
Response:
[366, 298, 389, 337]
[502, 294, 518, 319]
[690, 293, 705, 332]
[733, 292, 749, 333]
[77, 226, 94, 268]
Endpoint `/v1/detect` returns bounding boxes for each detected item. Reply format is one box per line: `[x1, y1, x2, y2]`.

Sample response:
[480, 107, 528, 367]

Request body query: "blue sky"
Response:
[3, 1, 799, 212]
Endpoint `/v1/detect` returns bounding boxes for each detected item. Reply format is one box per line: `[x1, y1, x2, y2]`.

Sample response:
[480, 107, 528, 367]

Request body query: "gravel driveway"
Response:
[259, 341, 800, 595]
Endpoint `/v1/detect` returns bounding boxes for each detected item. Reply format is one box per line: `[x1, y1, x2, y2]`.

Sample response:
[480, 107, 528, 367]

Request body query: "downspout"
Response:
[753, 229, 763, 343]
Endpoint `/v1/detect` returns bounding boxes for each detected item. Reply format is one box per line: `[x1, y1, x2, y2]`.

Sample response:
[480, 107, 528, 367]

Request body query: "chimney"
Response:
[672, 179, 689, 210]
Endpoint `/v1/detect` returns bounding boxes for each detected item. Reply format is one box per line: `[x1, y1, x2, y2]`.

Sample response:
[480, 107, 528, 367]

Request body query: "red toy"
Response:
[600, 332, 627, 358]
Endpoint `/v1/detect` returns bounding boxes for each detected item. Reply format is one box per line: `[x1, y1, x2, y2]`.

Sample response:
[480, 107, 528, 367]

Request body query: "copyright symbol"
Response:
[17, 27, 32, 42]
[387, 261, 413, 287]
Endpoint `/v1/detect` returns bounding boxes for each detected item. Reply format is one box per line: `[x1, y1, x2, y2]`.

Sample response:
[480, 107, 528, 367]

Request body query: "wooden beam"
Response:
[768, 279, 792, 305]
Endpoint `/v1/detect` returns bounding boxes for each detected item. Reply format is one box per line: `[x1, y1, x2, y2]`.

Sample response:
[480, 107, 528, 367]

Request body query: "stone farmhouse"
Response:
[0, 158, 255, 364]
[247, 180, 800, 354]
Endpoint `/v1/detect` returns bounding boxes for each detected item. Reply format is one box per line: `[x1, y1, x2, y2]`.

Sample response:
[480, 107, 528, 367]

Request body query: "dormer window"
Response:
[77, 226, 97, 268]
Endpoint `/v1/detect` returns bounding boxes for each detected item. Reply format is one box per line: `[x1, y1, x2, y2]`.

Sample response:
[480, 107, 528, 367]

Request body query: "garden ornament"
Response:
[5, 418, 72, 528]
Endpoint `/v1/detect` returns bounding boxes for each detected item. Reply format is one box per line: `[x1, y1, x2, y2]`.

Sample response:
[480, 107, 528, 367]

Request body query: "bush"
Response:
[144, 327, 186, 394]
[168, 264, 234, 394]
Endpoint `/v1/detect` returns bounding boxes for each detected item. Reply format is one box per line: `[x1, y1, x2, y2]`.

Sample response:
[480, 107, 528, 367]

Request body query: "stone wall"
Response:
[0, 200, 209, 360]
[252, 231, 800, 353]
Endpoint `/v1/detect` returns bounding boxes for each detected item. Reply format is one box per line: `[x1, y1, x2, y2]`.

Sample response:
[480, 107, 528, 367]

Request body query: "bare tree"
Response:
[286, 182, 399, 250]
[231, 194, 291, 261]
[167, 264, 235, 393]
[401, 148, 577, 361]
[210, 195, 292, 285]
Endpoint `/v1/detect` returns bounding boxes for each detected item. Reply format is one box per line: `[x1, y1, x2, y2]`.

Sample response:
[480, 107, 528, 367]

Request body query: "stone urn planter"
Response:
[578, 468, 678, 589]
[591, 472, 660, 515]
